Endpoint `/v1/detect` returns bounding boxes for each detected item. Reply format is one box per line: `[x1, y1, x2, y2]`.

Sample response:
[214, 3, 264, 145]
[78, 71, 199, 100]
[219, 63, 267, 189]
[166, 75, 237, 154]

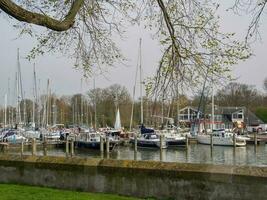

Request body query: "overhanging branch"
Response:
[0, 0, 84, 31]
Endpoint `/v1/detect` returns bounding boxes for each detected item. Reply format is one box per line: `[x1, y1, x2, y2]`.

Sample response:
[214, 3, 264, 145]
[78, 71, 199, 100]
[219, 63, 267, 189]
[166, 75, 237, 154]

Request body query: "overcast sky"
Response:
[0, 1, 266, 105]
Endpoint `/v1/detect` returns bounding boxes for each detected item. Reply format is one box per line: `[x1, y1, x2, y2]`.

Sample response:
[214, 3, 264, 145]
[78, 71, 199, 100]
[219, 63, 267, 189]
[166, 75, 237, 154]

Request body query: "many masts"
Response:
[2, 49, 126, 129]
[32, 64, 38, 128]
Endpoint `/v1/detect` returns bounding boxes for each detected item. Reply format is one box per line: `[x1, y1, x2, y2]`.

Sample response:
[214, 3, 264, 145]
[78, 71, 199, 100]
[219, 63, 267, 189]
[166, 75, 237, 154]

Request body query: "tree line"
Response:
[1, 81, 267, 129]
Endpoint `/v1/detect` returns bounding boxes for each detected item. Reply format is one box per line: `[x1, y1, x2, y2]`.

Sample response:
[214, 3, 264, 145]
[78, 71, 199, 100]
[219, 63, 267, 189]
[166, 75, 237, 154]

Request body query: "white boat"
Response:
[159, 130, 186, 146]
[24, 130, 40, 139]
[1, 130, 27, 143]
[137, 133, 167, 149]
[45, 131, 61, 140]
[197, 129, 246, 147]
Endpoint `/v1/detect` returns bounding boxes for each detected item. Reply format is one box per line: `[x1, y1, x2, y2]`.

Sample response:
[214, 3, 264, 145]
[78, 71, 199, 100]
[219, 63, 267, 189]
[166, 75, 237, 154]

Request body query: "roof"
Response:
[180, 105, 263, 125]
[245, 110, 264, 125]
[179, 106, 198, 112]
[203, 105, 246, 115]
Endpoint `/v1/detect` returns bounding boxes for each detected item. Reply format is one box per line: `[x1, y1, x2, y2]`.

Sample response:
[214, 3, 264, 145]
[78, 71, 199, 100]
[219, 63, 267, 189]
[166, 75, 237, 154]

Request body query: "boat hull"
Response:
[166, 139, 186, 146]
[75, 141, 118, 150]
[137, 139, 167, 149]
[197, 135, 246, 147]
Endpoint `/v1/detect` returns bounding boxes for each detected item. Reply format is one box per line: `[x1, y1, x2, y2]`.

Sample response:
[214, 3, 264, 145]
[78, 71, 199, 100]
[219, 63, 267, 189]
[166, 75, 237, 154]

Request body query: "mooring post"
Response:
[233, 133, 236, 148]
[65, 137, 69, 156]
[100, 136, 104, 152]
[160, 134, 164, 150]
[106, 137, 110, 154]
[21, 141, 24, 155]
[254, 132, 257, 146]
[210, 133, 213, 148]
[186, 134, 189, 149]
[70, 139, 74, 156]
[134, 133, 137, 152]
[43, 136, 47, 156]
[32, 138, 36, 156]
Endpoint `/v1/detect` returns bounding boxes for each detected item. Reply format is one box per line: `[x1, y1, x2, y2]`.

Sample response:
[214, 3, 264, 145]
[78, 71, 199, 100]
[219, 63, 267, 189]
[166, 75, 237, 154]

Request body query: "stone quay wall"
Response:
[0, 155, 266, 200]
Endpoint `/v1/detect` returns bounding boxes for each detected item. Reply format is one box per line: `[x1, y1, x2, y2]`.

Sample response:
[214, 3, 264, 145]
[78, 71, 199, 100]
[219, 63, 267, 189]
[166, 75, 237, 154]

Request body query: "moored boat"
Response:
[136, 133, 167, 149]
[197, 129, 246, 147]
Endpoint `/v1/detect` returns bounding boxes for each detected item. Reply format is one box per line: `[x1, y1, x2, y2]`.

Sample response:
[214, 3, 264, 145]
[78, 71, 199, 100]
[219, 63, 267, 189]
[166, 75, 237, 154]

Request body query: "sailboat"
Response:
[25, 64, 40, 139]
[128, 38, 166, 148]
[106, 107, 122, 138]
[196, 76, 246, 147]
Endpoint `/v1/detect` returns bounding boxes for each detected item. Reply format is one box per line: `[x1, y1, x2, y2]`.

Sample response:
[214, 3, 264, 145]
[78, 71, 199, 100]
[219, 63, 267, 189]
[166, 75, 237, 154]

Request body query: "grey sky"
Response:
[0, 1, 266, 105]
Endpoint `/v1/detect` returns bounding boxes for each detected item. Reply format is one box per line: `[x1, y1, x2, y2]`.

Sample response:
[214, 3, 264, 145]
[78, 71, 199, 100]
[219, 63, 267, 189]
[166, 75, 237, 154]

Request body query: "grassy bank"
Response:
[0, 184, 143, 200]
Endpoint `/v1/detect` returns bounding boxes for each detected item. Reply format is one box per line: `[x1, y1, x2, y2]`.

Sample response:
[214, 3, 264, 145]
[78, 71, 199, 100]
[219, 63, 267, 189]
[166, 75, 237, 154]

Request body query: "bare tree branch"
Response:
[0, 0, 84, 31]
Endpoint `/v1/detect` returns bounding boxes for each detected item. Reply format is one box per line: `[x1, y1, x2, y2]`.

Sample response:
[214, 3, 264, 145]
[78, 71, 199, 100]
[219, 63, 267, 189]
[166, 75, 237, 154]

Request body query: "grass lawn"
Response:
[0, 184, 143, 200]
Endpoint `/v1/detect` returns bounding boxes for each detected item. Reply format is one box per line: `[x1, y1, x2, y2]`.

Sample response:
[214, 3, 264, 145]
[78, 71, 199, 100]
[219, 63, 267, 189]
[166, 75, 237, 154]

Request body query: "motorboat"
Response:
[136, 133, 167, 149]
[75, 132, 119, 150]
[197, 129, 246, 147]
[159, 129, 186, 147]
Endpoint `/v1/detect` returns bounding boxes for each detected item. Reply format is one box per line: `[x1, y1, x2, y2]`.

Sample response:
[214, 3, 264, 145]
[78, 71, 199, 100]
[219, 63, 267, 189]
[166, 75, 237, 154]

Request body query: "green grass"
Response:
[0, 184, 143, 200]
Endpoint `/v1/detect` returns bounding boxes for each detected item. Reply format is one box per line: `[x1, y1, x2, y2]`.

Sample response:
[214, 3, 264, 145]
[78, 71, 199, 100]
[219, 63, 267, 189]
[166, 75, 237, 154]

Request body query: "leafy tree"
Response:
[87, 84, 132, 128]
[0, 1, 250, 95]
[215, 82, 263, 109]
[231, 0, 267, 41]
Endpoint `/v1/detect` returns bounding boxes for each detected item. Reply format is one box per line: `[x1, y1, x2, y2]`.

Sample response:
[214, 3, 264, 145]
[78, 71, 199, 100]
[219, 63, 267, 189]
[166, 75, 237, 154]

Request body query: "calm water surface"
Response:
[9, 144, 267, 167]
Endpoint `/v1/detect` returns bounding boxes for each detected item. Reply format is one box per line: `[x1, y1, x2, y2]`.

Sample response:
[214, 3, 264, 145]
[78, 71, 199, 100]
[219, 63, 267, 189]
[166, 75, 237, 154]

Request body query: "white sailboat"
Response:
[114, 108, 121, 130]
[196, 75, 246, 147]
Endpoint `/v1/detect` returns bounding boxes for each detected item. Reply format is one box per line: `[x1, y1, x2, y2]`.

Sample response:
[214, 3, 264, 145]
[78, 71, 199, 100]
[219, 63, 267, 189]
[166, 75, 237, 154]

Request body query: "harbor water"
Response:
[6, 143, 267, 167]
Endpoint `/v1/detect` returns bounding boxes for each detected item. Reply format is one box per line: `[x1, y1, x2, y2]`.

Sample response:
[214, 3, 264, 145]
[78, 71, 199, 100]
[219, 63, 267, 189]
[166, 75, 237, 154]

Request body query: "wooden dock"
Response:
[247, 133, 267, 145]
[0, 142, 9, 151]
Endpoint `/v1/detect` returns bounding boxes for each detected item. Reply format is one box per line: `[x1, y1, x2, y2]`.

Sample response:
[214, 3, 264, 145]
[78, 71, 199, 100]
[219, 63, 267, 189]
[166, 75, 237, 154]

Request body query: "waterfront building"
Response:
[179, 106, 264, 132]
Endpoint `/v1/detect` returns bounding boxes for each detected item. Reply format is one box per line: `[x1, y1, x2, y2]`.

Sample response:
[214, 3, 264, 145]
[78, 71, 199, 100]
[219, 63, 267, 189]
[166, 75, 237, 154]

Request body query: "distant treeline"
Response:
[0, 82, 267, 129]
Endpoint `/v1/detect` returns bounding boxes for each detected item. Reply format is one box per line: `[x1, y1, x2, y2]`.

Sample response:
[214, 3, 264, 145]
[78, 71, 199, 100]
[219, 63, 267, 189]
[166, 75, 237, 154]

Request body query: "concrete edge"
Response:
[0, 154, 266, 178]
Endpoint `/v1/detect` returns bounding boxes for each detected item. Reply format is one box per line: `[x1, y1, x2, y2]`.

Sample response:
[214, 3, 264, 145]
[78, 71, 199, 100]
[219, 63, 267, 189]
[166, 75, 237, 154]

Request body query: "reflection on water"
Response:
[5, 144, 267, 166]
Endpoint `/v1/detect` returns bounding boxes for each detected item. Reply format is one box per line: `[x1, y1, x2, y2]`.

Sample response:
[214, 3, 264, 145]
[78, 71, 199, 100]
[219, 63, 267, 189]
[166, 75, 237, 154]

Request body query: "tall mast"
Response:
[80, 78, 83, 125]
[16, 49, 23, 125]
[15, 72, 21, 124]
[129, 39, 141, 131]
[45, 79, 50, 127]
[7, 78, 10, 127]
[48, 88, 51, 126]
[4, 94, 7, 128]
[32, 64, 37, 128]
[161, 94, 164, 125]
[94, 78, 97, 129]
[52, 95, 57, 125]
[72, 103, 75, 125]
[86, 102, 89, 126]
[176, 81, 180, 132]
[139, 38, 143, 125]
[23, 91, 26, 125]
[211, 76, 214, 132]
[37, 79, 41, 127]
